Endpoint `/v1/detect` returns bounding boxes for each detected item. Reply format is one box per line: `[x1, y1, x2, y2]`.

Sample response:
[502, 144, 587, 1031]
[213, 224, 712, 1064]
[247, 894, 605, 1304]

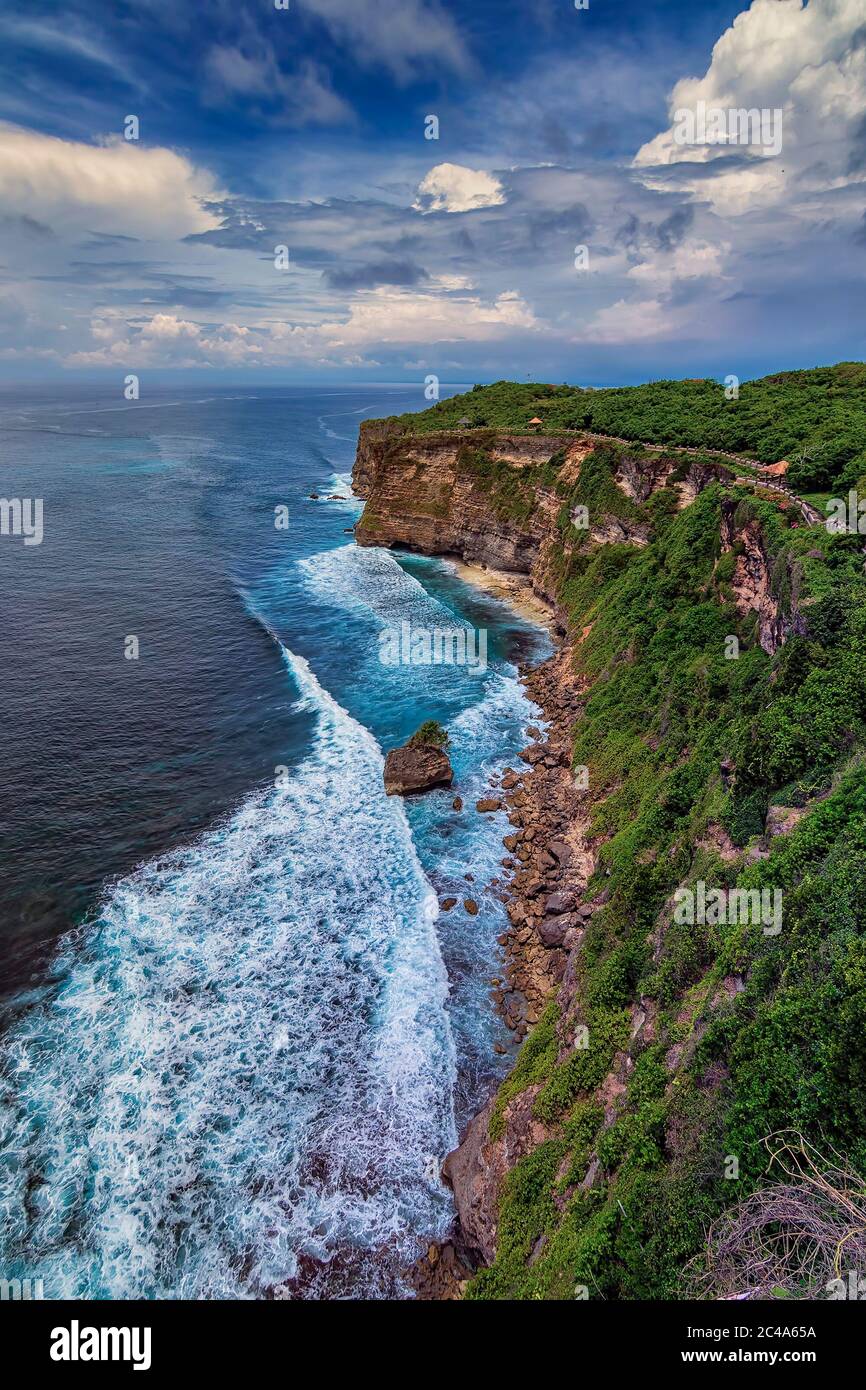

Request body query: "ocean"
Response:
[0, 384, 550, 1299]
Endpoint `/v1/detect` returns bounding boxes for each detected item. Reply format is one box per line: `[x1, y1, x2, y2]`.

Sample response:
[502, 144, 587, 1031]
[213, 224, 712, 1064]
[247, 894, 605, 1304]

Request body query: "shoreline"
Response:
[490, 638, 592, 1036]
[407, 573, 595, 1298]
[447, 558, 558, 632]
[401, 545, 578, 1033]
[439, 553, 587, 1026]
[347, 511, 592, 1295]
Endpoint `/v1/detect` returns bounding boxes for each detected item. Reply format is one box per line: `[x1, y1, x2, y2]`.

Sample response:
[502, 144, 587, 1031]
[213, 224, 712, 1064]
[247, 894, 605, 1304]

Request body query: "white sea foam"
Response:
[0, 645, 456, 1299]
[318, 472, 363, 512]
[316, 415, 355, 443]
[301, 543, 471, 632]
[297, 542, 548, 1121]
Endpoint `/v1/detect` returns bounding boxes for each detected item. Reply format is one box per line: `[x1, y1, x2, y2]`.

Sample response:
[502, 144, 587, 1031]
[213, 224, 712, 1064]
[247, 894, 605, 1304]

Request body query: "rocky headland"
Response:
[351, 395, 856, 1302]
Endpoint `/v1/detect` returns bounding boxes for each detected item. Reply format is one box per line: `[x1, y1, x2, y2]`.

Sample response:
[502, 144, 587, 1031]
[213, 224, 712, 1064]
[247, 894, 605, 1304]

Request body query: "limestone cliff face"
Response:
[719, 499, 807, 654]
[614, 452, 727, 507]
[352, 424, 721, 608]
[441, 1089, 544, 1265]
[353, 424, 570, 601]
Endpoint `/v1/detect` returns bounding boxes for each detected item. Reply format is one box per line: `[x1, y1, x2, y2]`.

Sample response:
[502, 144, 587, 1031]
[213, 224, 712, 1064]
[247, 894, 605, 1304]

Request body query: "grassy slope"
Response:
[384, 364, 866, 493]
[453, 445, 866, 1300]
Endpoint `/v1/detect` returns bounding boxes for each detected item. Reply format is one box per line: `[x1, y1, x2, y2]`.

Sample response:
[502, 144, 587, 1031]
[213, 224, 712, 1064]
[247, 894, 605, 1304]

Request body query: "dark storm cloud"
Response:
[84, 232, 141, 245]
[614, 205, 694, 257]
[323, 259, 430, 290]
[614, 212, 641, 256]
[525, 204, 594, 248]
[654, 205, 695, 251]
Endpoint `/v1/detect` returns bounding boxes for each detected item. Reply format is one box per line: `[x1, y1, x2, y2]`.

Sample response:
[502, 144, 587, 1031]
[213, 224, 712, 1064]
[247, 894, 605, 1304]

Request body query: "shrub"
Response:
[408, 720, 449, 748]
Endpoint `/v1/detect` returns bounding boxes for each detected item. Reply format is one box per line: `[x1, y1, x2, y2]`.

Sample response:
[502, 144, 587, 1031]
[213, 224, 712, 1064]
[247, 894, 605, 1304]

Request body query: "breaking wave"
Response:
[0, 643, 457, 1299]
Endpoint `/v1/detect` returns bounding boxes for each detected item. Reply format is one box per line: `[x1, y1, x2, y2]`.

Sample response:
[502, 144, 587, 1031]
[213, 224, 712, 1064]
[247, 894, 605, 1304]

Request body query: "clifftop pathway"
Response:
[441, 425, 825, 527]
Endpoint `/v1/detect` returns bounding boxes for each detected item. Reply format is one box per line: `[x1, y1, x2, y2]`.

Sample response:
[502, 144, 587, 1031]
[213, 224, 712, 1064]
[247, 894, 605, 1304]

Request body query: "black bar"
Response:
[6, 1294, 860, 1375]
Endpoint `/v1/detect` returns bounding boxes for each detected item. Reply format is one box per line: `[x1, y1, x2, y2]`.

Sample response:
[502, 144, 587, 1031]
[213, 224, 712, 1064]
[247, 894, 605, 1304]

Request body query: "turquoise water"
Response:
[0, 386, 550, 1298]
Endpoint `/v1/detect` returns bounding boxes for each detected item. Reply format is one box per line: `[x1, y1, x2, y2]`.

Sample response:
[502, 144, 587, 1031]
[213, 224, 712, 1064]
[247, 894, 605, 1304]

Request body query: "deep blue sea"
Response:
[0, 385, 549, 1299]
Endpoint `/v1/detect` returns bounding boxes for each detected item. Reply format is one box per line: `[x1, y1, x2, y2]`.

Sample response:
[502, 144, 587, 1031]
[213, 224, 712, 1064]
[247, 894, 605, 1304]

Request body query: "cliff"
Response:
[719, 497, 808, 654]
[353, 421, 731, 609]
[354, 423, 573, 603]
[352, 396, 866, 1302]
[373, 365, 866, 495]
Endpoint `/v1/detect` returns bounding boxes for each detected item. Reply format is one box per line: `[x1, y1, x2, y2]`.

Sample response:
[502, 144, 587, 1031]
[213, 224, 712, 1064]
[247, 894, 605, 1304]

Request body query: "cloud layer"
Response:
[0, 0, 864, 380]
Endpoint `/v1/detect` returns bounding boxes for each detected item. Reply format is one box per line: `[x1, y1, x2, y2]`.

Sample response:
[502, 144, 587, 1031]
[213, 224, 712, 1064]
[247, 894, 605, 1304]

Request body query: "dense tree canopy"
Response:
[388, 363, 866, 493]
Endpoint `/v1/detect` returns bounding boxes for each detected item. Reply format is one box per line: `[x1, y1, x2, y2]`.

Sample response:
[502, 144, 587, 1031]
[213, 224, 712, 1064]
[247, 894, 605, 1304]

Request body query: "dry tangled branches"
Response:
[690, 1130, 866, 1300]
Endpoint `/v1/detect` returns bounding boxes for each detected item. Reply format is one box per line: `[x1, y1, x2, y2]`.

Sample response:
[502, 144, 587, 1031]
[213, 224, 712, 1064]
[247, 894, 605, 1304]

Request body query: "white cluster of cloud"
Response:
[0, 123, 220, 238]
[308, 285, 537, 347]
[67, 314, 261, 369]
[413, 163, 505, 213]
[65, 286, 538, 369]
[634, 0, 866, 214]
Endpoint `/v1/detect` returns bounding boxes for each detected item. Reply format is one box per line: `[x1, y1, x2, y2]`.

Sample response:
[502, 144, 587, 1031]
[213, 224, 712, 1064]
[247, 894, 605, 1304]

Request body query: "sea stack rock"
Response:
[383, 721, 453, 796]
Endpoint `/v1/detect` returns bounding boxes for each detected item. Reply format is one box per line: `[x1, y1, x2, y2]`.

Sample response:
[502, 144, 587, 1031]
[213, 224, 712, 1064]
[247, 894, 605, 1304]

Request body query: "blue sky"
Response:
[0, 0, 864, 385]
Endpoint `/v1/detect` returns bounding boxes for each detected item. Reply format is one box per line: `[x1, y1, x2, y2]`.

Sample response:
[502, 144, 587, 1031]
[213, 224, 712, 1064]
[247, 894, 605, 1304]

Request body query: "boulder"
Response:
[519, 745, 546, 765]
[544, 889, 578, 915]
[383, 741, 453, 796]
[538, 916, 568, 947]
[538, 911, 579, 947]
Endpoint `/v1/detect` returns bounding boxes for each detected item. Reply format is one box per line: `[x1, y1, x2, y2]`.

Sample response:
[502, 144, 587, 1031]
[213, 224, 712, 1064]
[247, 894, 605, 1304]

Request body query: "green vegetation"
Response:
[455, 441, 562, 523]
[460, 436, 866, 1301]
[383, 363, 866, 492]
[409, 719, 450, 748]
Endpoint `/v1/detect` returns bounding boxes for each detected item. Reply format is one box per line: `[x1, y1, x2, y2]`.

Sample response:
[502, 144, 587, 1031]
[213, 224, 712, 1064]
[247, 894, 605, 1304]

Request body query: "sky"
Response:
[0, 0, 864, 386]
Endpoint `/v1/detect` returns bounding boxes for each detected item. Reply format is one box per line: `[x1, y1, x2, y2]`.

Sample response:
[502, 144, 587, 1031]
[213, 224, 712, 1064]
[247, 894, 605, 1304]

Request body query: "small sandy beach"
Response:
[449, 559, 557, 631]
